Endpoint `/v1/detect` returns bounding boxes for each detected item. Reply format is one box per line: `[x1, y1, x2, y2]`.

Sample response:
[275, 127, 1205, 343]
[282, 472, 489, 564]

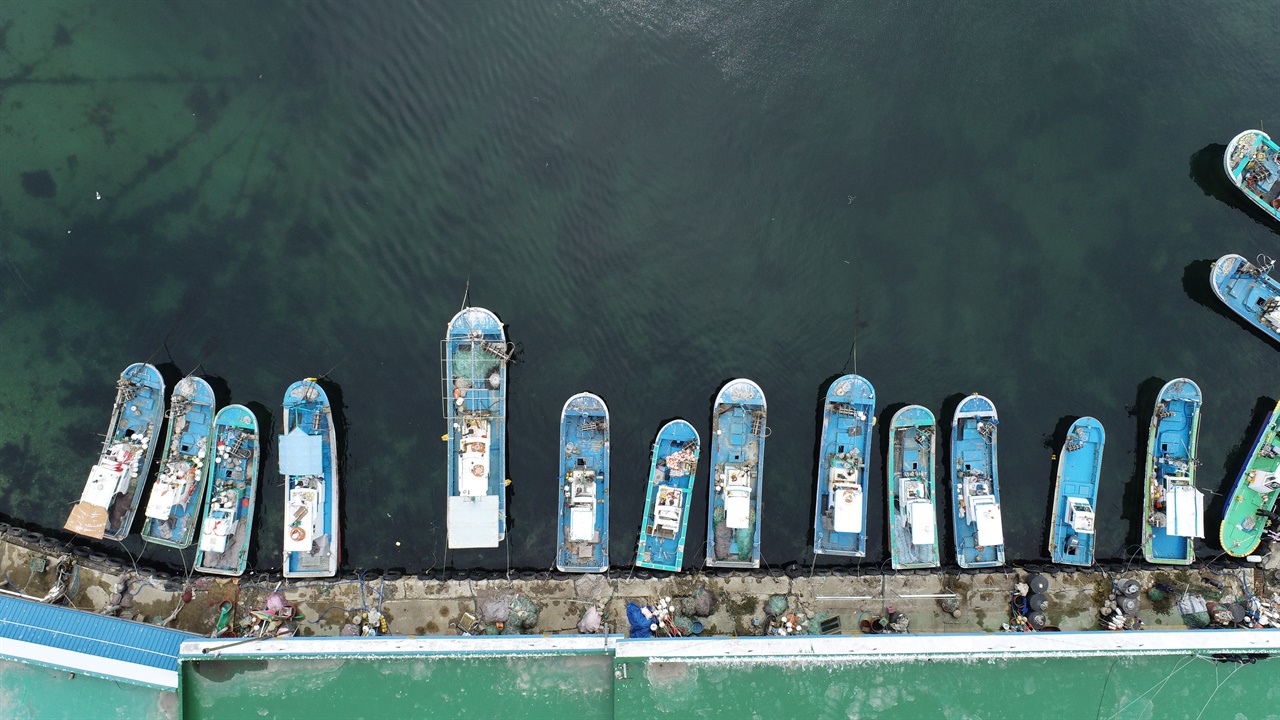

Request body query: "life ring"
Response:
[454, 388, 465, 399]
[290, 527, 306, 542]
[471, 465, 485, 477]
[842, 493, 854, 503]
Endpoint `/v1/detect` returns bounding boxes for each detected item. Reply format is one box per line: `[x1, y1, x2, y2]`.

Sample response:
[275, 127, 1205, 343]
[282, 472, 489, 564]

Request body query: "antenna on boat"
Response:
[460, 276, 471, 312]
[841, 302, 861, 374]
[317, 359, 344, 380]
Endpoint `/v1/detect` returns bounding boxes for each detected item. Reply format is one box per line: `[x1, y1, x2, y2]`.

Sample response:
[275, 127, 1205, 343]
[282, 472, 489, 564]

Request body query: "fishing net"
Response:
[672, 616, 694, 635]
[508, 595, 540, 630]
[665, 446, 697, 477]
[807, 611, 831, 635]
[478, 598, 509, 623]
[766, 595, 789, 616]
[713, 523, 731, 560]
[734, 527, 754, 561]
[690, 586, 717, 617]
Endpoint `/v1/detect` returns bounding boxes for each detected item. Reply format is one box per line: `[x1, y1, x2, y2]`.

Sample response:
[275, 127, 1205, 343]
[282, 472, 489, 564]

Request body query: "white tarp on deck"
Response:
[833, 486, 863, 533]
[973, 501, 1004, 547]
[448, 495, 500, 548]
[1168, 485, 1204, 538]
[907, 501, 934, 545]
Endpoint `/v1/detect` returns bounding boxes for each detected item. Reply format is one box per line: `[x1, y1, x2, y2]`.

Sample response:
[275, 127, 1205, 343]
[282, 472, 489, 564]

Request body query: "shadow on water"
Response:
[315, 376, 349, 574]
[243, 400, 274, 575]
[805, 373, 843, 567]
[937, 393, 966, 567]
[1039, 415, 1080, 559]
[203, 374, 233, 409]
[1119, 377, 1166, 557]
[1189, 143, 1280, 234]
[1206, 396, 1274, 551]
[877, 401, 907, 565]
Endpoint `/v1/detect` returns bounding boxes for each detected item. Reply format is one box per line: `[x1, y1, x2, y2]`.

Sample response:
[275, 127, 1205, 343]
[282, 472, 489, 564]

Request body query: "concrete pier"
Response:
[1, 528, 1273, 638]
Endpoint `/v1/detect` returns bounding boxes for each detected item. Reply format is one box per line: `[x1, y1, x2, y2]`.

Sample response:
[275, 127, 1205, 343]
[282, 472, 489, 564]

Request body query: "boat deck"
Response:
[142, 377, 215, 549]
[707, 380, 766, 569]
[1226, 130, 1280, 221]
[813, 375, 875, 558]
[1144, 379, 1201, 565]
[1221, 401, 1280, 557]
[888, 405, 939, 570]
[1048, 418, 1104, 566]
[951, 395, 1004, 569]
[636, 420, 699, 572]
[445, 307, 508, 550]
[1211, 254, 1280, 344]
[556, 393, 609, 573]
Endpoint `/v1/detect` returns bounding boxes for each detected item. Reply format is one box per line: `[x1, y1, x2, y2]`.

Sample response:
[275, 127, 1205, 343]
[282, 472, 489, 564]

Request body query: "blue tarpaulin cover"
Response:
[626, 602, 653, 638]
[278, 427, 322, 475]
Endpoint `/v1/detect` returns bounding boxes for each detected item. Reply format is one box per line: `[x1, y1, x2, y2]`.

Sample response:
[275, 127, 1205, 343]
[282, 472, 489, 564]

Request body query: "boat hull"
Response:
[141, 377, 216, 549]
[1141, 378, 1202, 566]
[1220, 400, 1280, 558]
[444, 307, 508, 550]
[194, 405, 260, 577]
[65, 363, 166, 541]
[706, 379, 767, 569]
[812, 375, 875, 558]
[1047, 417, 1104, 566]
[950, 394, 1005, 569]
[888, 405, 940, 570]
[281, 380, 340, 578]
[1224, 129, 1280, 222]
[636, 420, 700, 572]
[1210, 254, 1280, 345]
[555, 393, 610, 573]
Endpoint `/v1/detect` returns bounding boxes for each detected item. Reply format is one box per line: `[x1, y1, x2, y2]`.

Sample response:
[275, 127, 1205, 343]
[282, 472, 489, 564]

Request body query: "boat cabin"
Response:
[145, 459, 197, 521]
[1261, 298, 1280, 331]
[829, 464, 863, 534]
[1066, 497, 1096, 535]
[1164, 476, 1204, 539]
[199, 488, 240, 553]
[650, 485, 684, 538]
[280, 426, 326, 553]
[962, 474, 1004, 546]
[906, 499, 935, 546]
[1248, 469, 1280, 495]
[457, 419, 491, 497]
[565, 468, 598, 543]
[720, 465, 753, 530]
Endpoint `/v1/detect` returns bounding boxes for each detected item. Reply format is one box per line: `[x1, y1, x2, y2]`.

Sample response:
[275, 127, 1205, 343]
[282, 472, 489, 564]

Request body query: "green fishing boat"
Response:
[1220, 399, 1280, 558]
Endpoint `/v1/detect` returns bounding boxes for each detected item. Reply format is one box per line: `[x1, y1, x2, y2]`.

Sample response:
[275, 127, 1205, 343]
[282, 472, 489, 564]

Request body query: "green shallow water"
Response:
[0, 659, 176, 719]
[3, 1, 1280, 576]
[172, 651, 1280, 720]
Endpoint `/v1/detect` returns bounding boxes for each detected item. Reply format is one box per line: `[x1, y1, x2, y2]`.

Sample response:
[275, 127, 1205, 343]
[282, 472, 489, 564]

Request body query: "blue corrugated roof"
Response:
[0, 594, 197, 672]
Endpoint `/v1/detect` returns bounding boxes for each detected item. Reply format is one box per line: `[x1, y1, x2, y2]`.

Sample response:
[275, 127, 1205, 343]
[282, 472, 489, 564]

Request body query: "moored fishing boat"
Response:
[1210, 254, 1280, 345]
[1047, 417, 1104, 566]
[636, 420, 700, 572]
[1220, 400, 1280, 558]
[950, 394, 1005, 569]
[812, 375, 875, 558]
[141, 377, 215, 549]
[1142, 378, 1204, 566]
[706, 379, 767, 569]
[1224, 129, 1280, 222]
[65, 363, 166, 541]
[194, 405, 260, 576]
[443, 306, 511, 550]
[281, 379, 340, 578]
[555, 392, 610, 573]
[887, 405, 939, 570]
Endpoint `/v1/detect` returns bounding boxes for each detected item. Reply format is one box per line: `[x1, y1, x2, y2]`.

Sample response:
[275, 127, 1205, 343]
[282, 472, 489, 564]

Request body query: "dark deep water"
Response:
[2, 1, 1280, 575]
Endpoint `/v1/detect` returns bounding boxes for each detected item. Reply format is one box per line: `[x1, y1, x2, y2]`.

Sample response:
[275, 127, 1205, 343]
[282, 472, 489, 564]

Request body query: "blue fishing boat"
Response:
[1210, 254, 1280, 344]
[812, 375, 875, 558]
[141, 377, 216, 549]
[66, 363, 166, 541]
[1142, 378, 1204, 566]
[1047, 417, 1104, 566]
[636, 420, 700, 572]
[281, 379, 340, 578]
[555, 392, 610, 573]
[706, 379, 767, 569]
[950, 394, 1005, 569]
[443, 307, 511, 550]
[1224, 129, 1280, 222]
[194, 405, 260, 577]
[1220, 400, 1280, 559]
[887, 405, 940, 570]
